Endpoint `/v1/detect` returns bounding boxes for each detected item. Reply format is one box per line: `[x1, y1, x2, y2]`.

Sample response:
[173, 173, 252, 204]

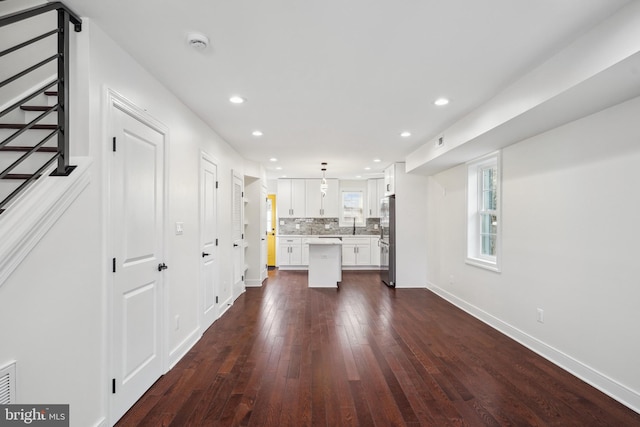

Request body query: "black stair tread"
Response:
[1, 174, 42, 180]
[44, 91, 58, 96]
[0, 146, 57, 152]
[0, 124, 57, 130]
[20, 106, 55, 112]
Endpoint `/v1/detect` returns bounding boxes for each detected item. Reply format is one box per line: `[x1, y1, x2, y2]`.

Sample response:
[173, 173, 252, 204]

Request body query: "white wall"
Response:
[86, 16, 246, 351]
[426, 95, 640, 412]
[0, 178, 102, 427]
[395, 164, 428, 287]
[0, 16, 249, 427]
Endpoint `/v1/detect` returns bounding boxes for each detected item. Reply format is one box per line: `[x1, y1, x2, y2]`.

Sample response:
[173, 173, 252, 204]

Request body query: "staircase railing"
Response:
[0, 2, 82, 214]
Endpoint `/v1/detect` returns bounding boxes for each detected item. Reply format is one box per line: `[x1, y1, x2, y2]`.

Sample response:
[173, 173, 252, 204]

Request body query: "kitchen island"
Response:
[307, 238, 342, 288]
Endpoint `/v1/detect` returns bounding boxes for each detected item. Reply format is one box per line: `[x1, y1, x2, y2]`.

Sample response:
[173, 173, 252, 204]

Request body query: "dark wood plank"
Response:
[115, 270, 640, 426]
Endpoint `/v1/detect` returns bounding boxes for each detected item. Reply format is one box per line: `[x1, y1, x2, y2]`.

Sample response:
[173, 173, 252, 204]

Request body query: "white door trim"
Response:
[103, 88, 170, 424]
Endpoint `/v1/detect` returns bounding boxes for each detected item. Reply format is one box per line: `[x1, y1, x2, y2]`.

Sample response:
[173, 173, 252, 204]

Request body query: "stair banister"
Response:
[0, 1, 82, 213]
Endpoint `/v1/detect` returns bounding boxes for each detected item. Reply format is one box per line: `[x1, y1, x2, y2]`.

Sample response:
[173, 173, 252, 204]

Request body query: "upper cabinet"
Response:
[366, 178, 384, 218]
[277, 179, 306, 218]
[305, 179, 339, 218]
[384, 164, 396, 196]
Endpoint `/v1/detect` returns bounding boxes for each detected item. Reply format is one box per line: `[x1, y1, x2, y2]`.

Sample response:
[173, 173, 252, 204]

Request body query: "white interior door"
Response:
[110, 102, 165, 423]
[200, 153, 218, 328]
[232, 172, 244, 294]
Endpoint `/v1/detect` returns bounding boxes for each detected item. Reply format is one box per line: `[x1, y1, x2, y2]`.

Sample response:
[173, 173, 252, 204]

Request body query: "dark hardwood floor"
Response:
[116, 270, 640, 426]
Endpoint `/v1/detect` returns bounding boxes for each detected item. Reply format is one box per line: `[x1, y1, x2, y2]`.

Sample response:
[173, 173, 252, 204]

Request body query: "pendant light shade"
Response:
[320, 163, 328, 197]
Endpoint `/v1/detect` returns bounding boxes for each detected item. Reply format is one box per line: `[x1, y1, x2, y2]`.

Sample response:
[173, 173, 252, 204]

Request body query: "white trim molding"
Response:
[169, 327, 201, 369]
[426, 282, 640, 415]
[0, 157, 92, 288]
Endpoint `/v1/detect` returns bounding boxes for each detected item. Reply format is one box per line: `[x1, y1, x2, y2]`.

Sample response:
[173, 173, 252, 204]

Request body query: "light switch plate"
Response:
[175, 222, 184, 235]
[280, 220, 285, 225]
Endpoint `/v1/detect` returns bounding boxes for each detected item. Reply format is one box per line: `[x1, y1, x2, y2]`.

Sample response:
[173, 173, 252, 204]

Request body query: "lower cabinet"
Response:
[278, 237, 302, 266]
[278, 236, 381, 268]
[302, 238, 310, 265]
[341, 237, 371, 266]
[370, 237, 381, 266]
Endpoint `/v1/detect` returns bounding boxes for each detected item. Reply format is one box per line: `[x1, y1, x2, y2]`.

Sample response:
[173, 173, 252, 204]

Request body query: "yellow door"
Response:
[267, 194, 277, 267]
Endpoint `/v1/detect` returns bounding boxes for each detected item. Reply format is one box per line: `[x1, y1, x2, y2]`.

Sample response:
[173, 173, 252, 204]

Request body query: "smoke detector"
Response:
[187, 33, 209, 50]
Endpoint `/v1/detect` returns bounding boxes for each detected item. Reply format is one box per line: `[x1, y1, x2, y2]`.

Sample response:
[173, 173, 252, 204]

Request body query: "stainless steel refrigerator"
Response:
[380, 195, 396, 287]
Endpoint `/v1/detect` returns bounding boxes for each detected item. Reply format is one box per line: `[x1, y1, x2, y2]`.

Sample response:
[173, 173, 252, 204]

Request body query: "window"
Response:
[467, 152, 501, 272]
[340, 190, 364, 227]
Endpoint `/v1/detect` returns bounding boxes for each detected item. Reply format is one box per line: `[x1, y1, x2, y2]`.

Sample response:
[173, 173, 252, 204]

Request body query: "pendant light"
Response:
[320, 162, 328, 197]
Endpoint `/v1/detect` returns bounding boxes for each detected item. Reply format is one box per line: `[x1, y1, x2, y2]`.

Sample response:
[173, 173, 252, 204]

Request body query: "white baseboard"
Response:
[168, 327, 201, 369]
[218, 296, 234, 317]
[93, 417, 107, 427]
[245, 278, 264, 287]
[426, 282, 640, 415]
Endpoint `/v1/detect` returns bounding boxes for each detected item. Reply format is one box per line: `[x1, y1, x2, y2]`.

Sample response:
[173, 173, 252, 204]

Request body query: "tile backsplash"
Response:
[279, 217, 381, 236]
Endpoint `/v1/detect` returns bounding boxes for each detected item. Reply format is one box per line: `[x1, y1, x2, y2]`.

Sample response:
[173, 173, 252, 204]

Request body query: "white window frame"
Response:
[466, 151, 501, 272]
[339, 189, 365, 227]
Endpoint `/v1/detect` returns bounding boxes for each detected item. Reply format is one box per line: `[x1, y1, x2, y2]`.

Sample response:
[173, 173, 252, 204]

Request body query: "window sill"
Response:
[465, 257, 501, 273]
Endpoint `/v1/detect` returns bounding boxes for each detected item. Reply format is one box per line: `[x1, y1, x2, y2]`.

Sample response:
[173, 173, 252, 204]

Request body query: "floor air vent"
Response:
[0, 361, 16, 404]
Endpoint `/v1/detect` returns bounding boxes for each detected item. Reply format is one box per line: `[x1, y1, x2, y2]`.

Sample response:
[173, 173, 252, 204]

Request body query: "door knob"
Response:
[157, 263, 168, 271]
[233, 243, 239, 247]
[202, 252, 210, 257]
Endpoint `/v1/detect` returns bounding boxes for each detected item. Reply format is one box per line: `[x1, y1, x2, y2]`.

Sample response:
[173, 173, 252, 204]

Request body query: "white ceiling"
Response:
[58, 0, 631, 179]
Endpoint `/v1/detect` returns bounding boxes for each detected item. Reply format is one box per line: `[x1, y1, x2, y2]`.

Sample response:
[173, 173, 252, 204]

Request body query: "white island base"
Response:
[307, 238, 342, 288]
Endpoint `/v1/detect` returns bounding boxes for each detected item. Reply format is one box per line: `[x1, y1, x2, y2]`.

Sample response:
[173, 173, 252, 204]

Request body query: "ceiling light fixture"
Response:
[187, 33, 209, 50]
[252, 130, 263, 136]
[373, 158, 381, 163]
[434, 98, 450, 106]
[269, 157, 278, 162]
[229, 95, 245, 104]
[400, 131, 411, 137]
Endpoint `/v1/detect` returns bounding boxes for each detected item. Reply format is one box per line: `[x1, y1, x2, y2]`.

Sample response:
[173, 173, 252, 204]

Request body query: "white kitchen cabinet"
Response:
[278, 237, 302, 265]
[367, 178, 384, 218]
[341, 237, 371, 266]
[370, 237, 381, 266]
[305, 178, 339, 217]
[277, 179, 306, 218]
[301, 238, 310, 265]
[384, 164, 396, 196]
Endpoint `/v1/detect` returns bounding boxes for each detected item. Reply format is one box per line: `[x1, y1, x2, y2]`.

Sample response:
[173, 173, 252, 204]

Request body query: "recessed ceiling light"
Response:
[434, 98, 449, 106]
[356, 175, 362, 179]
[229, 95, 245, 104]
[400, 131, 411, 138]
[269, 157, 278, 162]
[373, 158, 381, 163]
[252, 130, 263, 136]
[364, 167, 371, 170]
[275, 166, 282, 170]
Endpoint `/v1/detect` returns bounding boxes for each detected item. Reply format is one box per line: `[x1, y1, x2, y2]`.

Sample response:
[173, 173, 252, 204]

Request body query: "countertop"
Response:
[306, 237, 343, 245]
